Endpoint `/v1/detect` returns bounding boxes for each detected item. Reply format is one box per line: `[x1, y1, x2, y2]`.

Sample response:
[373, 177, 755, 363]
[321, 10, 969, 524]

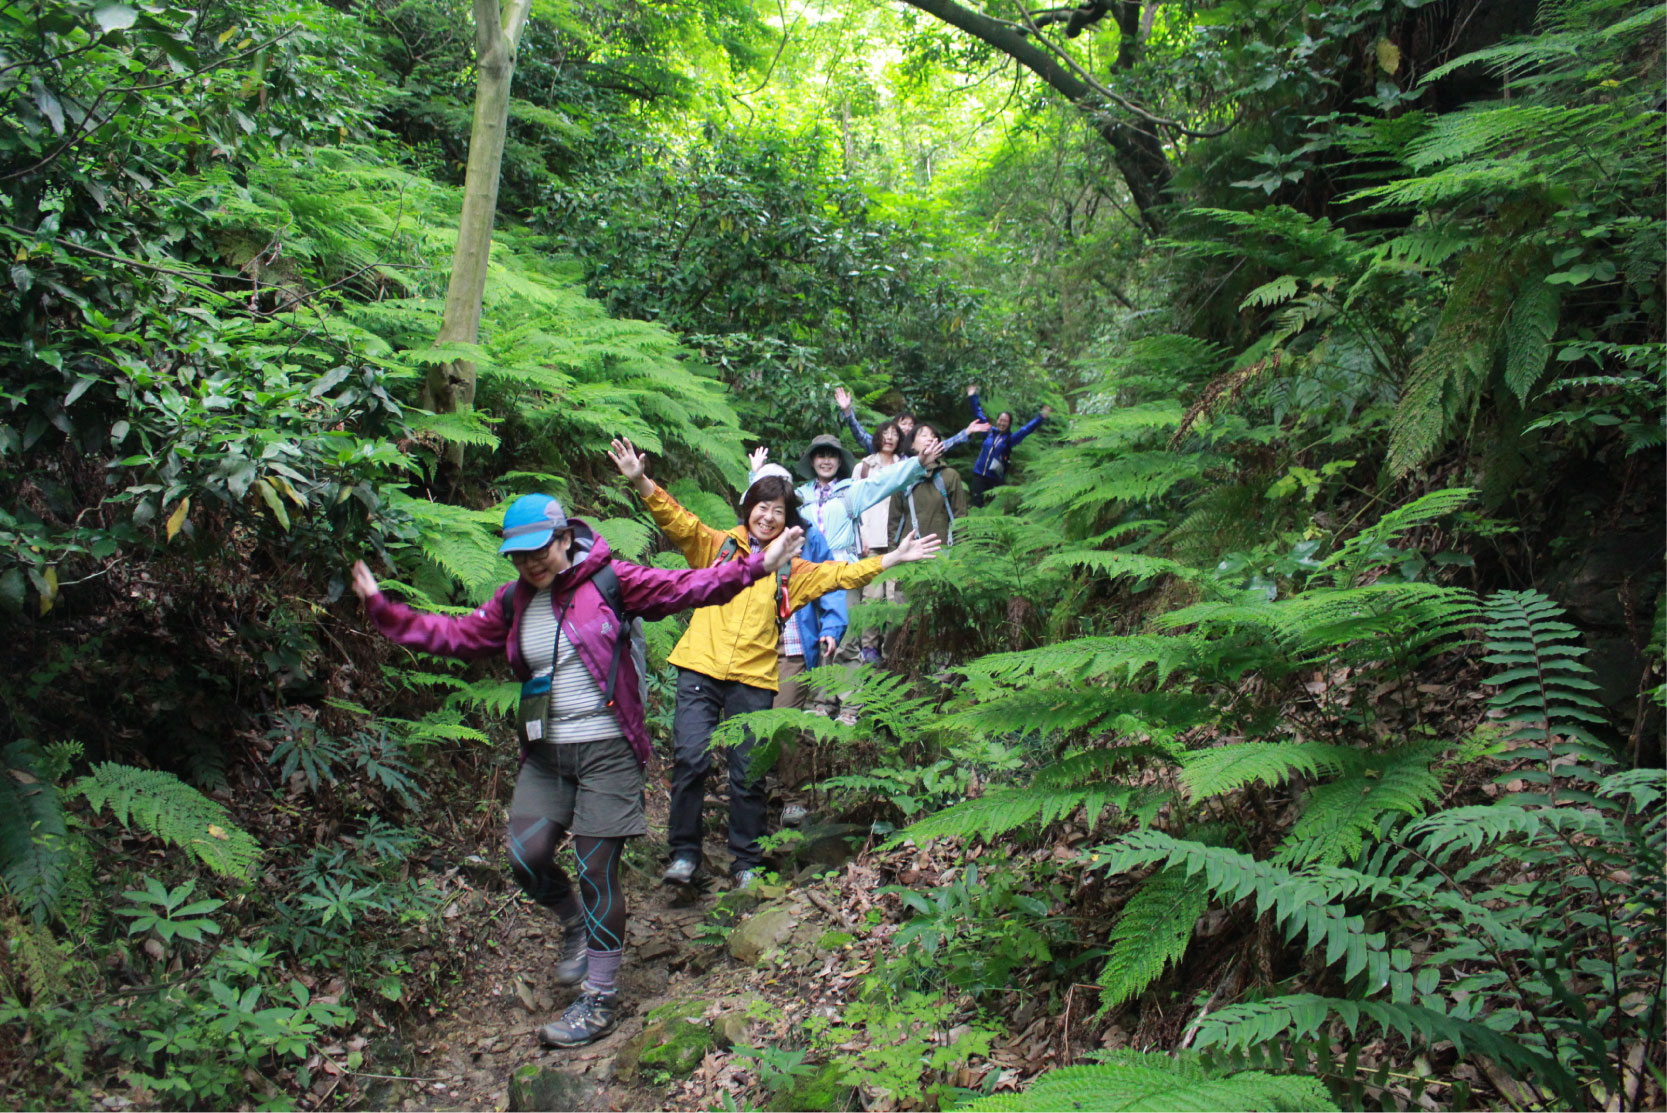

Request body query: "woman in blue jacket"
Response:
[966, 384, 1051, 507]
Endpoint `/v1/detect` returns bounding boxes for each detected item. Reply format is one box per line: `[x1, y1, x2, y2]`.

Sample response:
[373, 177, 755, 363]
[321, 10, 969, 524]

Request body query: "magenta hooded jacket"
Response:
[363, 521, 769, 767]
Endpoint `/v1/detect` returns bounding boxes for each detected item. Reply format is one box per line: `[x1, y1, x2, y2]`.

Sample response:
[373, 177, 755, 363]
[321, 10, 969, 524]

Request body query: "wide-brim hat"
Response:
[498, 493, 569, 554]
[798, 434, 854, 481]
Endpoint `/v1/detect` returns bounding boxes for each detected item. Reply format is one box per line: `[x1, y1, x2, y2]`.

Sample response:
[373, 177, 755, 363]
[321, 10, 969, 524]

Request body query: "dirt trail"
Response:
[377, 779, 848, 1113]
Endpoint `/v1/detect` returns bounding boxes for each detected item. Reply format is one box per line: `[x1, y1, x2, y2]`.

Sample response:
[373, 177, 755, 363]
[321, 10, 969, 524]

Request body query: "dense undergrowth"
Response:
[2, 0, 1662, 1110]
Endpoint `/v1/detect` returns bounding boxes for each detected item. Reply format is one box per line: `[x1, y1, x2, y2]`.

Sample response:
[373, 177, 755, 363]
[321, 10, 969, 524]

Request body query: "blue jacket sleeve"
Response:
[968, 391, 990, 423]
[939, 428, 970, 452]
[1009, 412, 1046, 447]
[842, 409, 874, 453]
[797, 523, 848, 666]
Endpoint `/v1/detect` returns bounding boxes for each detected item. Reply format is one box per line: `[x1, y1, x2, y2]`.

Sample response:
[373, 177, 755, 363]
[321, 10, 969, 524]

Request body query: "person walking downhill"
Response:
[965, 384, 1051, 507]
[607, 438, 941, 887]
[349, 490, 805, 1049]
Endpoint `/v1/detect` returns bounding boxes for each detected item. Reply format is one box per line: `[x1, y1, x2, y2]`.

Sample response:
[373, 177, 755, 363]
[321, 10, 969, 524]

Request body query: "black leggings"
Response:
[506, 818, 627, 952]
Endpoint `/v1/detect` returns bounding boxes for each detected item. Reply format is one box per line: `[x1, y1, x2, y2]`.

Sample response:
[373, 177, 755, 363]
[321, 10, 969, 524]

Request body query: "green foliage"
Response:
[74, 764, 262, 883]
[0, 741, 72, 923]
[955, 1050, 1336, 1112]
[1096, 868, 1212, 1009]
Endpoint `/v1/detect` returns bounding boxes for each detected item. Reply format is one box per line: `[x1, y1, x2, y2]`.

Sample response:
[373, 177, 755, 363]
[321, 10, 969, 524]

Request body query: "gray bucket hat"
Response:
[798, 434, 855, 481]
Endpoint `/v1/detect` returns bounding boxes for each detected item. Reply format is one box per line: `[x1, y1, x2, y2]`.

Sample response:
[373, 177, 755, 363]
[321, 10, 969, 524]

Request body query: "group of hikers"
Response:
[348, 386, 1049, 1048]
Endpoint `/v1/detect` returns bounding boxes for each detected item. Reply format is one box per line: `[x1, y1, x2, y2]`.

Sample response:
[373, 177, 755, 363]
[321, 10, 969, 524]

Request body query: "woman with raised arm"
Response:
[608, 438, 940, 888]
[965, 384, 1052, 507]
[350, 486, 804, 1049]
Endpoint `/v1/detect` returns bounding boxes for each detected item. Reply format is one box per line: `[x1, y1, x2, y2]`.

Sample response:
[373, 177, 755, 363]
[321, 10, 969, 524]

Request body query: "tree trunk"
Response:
[897, 0, 1172, 232]
[423, 0, 533, 482]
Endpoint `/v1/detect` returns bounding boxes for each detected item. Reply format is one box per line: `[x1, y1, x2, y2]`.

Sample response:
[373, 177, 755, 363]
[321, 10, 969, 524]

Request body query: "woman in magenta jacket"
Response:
[350, 493, 802, 1048]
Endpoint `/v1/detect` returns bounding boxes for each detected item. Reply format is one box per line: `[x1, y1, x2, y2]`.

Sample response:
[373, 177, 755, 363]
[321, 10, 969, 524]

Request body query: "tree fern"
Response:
[73, 764, 261, 883]
[955, 1051, 1335, 1112]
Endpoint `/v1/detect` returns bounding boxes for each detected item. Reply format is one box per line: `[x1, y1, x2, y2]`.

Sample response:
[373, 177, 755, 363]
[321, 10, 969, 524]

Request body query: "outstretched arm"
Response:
[613, 528, 803, 622]
[1009, 406, 1051, 447]
[967, 384, 990, 424]
[352, 561, 511, 661]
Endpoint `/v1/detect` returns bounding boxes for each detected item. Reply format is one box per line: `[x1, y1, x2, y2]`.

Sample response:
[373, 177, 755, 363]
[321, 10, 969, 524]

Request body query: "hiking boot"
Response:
[662, 855, 700, 886]
[552, 915, 588, 987]
[781, 802, 808, 828]
[537, 989, 621, 1048]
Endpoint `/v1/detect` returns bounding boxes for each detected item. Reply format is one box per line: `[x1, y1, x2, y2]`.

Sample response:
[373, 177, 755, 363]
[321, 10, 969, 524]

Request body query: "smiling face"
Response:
[877, 424, 901, 453]
[748, 498, 787, 542]
[897, 415, 916, 436]
[510, 530, 573, 589]
[996, 412, 1013, 433]
[812, 449, 842, 481]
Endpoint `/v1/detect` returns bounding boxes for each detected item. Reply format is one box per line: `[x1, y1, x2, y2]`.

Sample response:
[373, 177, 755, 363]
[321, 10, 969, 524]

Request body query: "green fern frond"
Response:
[942, 687, 1211, 742]
[1503, 277, 1560, 402]
[1190, 994, 1575, 1099]
[1481, 590, 1613, 770]
[1097, 831, 1390, 987]
[955, 1051, 1335, 1112]
[386, 491, 506, 603]
[1405, 802, 1630, 861]
[1179, 742, 1355, 802]
[590, 516, 654, 561]
[899, 783, 1164, 845]
[1040, 549, 1209, 589]
[1277, 742, 1448, 867]
[445, 676, 521, 719]
[960, 634, 1202, 689]
[1319, 488, 1476, 579]
[73, 764, 261, 882]
[1, 741, 71, 922]
[405, 408, 502, 450]
[1098, 867, 1213, 1007]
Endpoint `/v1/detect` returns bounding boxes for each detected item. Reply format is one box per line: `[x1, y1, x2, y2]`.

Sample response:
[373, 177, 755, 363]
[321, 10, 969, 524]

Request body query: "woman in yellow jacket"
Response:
[607, 438, 940, 886]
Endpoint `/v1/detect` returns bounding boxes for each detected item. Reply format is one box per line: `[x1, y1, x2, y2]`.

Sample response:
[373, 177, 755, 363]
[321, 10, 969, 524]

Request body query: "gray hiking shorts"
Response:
[509, 736, 646, 838]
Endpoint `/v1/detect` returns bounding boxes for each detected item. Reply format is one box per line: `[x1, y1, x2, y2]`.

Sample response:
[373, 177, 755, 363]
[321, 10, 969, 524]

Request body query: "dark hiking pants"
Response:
[668, 668, 775, 874]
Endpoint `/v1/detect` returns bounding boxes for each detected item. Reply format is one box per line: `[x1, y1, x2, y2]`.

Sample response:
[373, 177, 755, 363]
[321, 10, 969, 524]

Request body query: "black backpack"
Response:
[501, 563, 648, 709]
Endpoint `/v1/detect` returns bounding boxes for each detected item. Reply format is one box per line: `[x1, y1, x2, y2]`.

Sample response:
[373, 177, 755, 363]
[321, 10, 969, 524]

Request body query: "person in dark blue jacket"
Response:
[966, 384, 1051, 507]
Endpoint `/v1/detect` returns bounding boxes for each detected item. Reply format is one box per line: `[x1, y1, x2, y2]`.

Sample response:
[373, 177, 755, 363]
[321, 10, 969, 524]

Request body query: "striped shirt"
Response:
[519, 588, 619, 745]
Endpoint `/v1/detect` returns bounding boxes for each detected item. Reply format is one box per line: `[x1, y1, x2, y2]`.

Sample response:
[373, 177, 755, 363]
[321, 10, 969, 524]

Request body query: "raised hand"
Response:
[1041, 405, 1054, 418]
[915, 436, 944, 469]
[965, 420, 992, 435]
[762, 526, 806, 572]
[966, 384, 979, 396]
[349, 559, 380, 601]
[748, 445, 769, 475]
[834, 385, 853, 412]
[607, 438, 653, 496]
[882, 530, 942, 568]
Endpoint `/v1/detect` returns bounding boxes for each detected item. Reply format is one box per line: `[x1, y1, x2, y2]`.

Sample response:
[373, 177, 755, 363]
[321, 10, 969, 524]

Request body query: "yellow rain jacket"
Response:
[644, 484, 884, 690]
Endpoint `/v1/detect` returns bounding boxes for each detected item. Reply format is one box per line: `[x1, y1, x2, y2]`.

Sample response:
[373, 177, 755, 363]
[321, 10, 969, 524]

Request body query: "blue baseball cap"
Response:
[498, 494, 569, 554]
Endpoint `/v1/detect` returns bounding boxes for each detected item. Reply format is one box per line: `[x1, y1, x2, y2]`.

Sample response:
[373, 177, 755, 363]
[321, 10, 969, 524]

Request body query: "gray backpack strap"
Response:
[933, 472, 954, 547]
